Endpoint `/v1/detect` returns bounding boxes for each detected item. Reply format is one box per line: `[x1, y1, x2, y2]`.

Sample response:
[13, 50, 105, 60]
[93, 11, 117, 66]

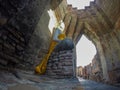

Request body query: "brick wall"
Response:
[0, 26, 26, 68]
[46, 50, 75, 78]
[0, 0, 51, 70]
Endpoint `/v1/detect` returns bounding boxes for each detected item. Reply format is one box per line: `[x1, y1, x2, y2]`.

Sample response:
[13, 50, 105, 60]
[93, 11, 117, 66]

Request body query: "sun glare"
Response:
[76, 35, 96, 67]
[67, 0, 94, 9]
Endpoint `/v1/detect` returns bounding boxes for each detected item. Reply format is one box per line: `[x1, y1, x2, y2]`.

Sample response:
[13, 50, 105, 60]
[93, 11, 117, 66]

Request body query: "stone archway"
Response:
[49, 0, 120, 84]
[82, 23, 109, 82]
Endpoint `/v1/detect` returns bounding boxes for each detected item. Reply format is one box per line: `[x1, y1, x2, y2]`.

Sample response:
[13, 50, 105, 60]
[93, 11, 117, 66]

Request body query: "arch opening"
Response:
[76, 35, 96, 67]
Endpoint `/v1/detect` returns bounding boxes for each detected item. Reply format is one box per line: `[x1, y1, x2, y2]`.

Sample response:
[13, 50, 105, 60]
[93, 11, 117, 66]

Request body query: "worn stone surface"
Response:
[0, 70, 119, 90]
[0, 0, 51, 70]
[0, 0, 120, 87]
[0, 70, 81, 90]
[91, 54, 103, 82]
[78, 77, 120, 90]
[46, 50, 75, 78]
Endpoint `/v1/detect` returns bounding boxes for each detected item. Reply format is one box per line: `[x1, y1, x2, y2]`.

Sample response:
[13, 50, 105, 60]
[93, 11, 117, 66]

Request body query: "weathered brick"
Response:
[46, 49, 74, 78]
[0, 52, 19, 63]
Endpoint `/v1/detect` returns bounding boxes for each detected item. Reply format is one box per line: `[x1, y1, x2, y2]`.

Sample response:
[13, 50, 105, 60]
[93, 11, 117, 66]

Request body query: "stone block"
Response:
[108, 71, 117, 84]
[3, 42, 15, 53]
[0, 58, 8, 65]
[46, 67, 52, 70]
[16, 45, 24, 51]
[0, 52, 19, 63]
[52, 58, 59, 61]
[46, 48, 74, 78]
[62, 61, 73, 66]
[0, 18, 7, 25]
[52, 66, 58, 70]
[8, 34, 20, 43]
[52, 55, 59, 59]
[58, 56, 65, 59]
[0, 44, 2, 51]
[59, 51, 67, 54]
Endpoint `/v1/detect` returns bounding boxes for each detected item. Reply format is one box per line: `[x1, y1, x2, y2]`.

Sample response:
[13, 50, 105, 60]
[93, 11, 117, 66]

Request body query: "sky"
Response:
[67, 0, 94, 9]
[76, 35, 96, 67]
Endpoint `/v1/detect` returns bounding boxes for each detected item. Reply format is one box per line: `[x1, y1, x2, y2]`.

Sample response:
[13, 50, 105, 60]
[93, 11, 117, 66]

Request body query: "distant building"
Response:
[76, 66, 83, 77]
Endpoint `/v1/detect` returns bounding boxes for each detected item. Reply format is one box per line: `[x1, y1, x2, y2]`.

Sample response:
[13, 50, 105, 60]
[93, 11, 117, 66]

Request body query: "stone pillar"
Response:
[63, 13, 72, 33]
[96, 40, 109, 82]
[104, 31, 120, 84]
[66, 13, 77, 39]
[73, 46, 76, 77]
